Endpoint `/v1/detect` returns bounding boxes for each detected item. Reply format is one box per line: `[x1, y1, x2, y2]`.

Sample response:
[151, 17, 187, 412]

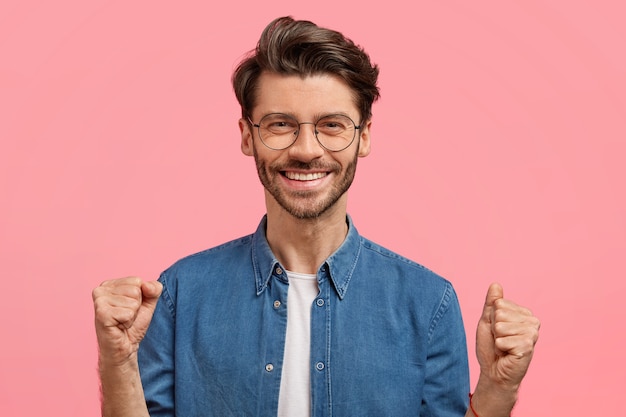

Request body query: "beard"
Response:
[253, 145, 359, 220]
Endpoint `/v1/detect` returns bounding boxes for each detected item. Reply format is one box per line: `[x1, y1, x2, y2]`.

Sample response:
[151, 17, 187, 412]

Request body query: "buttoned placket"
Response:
[310, 263, 332, 416]
[261, 263, 289, 415]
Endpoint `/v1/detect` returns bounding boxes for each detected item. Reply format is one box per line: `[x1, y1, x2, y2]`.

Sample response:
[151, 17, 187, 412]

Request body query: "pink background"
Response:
[1, 1, 624, 415]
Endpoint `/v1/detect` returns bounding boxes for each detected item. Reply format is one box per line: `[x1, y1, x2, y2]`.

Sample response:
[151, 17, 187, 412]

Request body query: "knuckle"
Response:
[494, 336, 507, 351]
[129, 297, 142, 311]
[493, 309, 507, 322]
[93, 304, 114, 324]
[493, 298, 506, 309]
[92, 297, 110, 315]
[92, 287, 103, 300]
[493, 321, 507, 335]
[120, 308, 135, 323]
[522, 338, 536, 353]
[128, 285, 142, 300]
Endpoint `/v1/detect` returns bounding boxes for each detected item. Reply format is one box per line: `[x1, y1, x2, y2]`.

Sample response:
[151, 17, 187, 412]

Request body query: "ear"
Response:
[239, 118, 254, 156]
[357, 119, 372, 157]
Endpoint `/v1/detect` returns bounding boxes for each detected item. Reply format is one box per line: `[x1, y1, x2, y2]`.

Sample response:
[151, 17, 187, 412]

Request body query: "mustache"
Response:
[273, 160, 340, 171]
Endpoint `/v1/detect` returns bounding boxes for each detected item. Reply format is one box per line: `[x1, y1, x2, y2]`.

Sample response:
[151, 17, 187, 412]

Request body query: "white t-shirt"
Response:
[277, 270, 319, 417]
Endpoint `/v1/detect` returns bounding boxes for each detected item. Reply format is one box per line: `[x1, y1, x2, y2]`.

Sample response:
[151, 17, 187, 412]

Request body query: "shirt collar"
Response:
[252, 214, 362, 299]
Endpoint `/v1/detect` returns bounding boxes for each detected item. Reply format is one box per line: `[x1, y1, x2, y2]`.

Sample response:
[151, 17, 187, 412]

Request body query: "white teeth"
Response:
[285, 172, 327, 181]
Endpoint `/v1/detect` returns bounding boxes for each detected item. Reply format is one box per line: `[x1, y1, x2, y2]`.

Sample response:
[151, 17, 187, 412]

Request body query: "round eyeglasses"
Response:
[248, 113, 361, 152]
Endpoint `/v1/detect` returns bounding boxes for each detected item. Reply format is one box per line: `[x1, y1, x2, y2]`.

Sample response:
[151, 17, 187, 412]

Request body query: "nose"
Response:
[288, 122, 324, 161]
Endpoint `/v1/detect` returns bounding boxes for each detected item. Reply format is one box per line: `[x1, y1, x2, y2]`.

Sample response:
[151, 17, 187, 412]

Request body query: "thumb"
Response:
[129, 281, 162, 337]
[477, 282, 505, 362]
[140, 280, 163, 310]
[484, 282, 504, 310]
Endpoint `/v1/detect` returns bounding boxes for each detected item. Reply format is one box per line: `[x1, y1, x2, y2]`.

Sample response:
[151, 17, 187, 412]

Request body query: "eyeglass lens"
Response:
[257, 113, 357, 151]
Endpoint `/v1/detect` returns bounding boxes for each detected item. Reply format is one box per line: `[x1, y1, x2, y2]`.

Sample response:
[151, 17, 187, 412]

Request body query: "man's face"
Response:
[240, 72, 371, 220]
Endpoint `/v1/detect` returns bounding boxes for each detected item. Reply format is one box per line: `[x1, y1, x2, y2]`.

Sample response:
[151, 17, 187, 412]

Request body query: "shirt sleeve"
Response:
[420, 282, 470, 416]
[137, 272, 176, 416]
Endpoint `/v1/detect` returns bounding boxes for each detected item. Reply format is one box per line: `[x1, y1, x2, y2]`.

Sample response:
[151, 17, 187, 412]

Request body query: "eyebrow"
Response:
[258, 111, 354, 121]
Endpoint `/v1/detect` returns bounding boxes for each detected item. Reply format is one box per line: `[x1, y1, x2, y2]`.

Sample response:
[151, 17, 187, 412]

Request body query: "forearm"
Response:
[99, 354, 150, 417]
[464, 376, 518, 417]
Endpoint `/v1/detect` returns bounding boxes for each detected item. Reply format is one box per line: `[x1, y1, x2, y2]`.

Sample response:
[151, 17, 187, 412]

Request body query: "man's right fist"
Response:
[92, 277, 162, 366]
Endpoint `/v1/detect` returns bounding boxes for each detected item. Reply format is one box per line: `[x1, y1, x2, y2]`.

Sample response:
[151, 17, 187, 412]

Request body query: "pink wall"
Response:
[1, 1, 624, 415]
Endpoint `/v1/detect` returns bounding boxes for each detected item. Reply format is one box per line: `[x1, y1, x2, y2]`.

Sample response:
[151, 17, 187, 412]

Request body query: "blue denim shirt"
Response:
[138, 216, 469, 416]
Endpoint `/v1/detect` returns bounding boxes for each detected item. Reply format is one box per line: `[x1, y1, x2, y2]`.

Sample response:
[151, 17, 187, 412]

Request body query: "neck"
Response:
[265, 199, 349, 274]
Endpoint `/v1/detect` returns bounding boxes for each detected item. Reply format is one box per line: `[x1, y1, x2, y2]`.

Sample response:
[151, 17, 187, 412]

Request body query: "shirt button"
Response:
[316, 298, 325, 307]
[275, 267, 283, 275]
[265, 363, 274, 372]
[273, 300, 281, 309]
[315, 362, 325, 371]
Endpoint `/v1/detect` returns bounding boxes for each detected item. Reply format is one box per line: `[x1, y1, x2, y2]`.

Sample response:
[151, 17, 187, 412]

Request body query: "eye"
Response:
[270, 121, 292, 128]
[261, 114, 298, 134]
[317, 115, 351, 135]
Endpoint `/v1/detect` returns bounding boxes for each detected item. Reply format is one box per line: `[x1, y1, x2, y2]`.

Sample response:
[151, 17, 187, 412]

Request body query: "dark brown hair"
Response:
[232, 16, 380, 123]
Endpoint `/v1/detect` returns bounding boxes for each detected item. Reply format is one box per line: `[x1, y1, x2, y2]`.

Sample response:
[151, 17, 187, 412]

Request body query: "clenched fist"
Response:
[476, 283, 540, 387]
[469, 283, 540, 416]
[92, 277, 162, 367]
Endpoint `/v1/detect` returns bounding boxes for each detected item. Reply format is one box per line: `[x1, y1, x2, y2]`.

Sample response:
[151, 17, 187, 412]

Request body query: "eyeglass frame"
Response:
[247, 112, 362, 152]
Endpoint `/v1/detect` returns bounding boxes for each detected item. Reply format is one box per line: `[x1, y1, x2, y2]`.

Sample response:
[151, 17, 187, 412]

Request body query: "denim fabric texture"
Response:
[138, 215, 470, 416]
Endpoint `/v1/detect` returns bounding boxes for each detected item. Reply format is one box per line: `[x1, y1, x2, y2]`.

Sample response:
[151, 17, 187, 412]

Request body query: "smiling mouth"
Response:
[283, 171, 328, 181]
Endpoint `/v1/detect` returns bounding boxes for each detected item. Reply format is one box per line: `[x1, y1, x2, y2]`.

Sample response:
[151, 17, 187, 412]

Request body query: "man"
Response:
[93, 16, 540, 416]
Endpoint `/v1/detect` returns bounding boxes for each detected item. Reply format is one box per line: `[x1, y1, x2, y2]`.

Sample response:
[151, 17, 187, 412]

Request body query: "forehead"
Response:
[253, 72, 358, 118]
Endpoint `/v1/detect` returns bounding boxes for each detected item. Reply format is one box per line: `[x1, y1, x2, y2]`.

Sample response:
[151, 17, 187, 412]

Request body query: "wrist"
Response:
[469, 376, 519, 417]
[98, 352, 149, 417]
[98, 350, 139, 373]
